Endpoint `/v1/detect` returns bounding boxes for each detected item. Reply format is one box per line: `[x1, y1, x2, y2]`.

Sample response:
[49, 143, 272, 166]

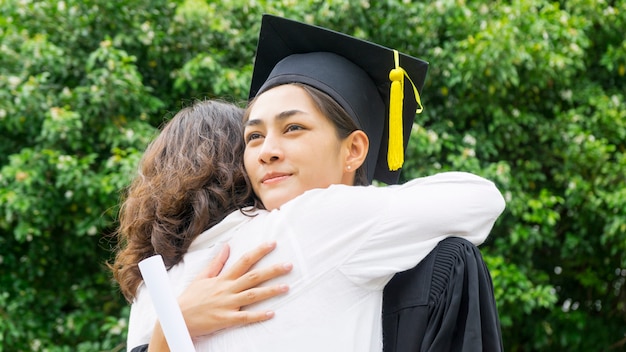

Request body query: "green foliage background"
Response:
[0, 0, 624, 350]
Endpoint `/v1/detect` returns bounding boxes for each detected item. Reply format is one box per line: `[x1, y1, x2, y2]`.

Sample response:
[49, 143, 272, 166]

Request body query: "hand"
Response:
[177, 241, 292, 337]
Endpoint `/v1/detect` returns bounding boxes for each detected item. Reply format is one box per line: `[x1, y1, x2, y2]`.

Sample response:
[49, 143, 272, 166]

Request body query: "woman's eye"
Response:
[245, 132, 262, 142]
[286, 124, 304, 132]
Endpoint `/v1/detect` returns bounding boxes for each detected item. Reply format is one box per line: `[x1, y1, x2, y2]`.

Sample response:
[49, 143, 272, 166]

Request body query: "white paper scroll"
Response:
[138, 255, 196, 352]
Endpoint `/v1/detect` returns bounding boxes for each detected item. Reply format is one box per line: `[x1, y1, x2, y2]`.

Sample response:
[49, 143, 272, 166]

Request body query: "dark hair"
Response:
[245, 83, 369, 186]
[111, 100, 259, 302]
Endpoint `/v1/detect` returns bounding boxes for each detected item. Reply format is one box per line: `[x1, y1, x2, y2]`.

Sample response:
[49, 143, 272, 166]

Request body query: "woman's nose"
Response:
[258, 135, 284, 164]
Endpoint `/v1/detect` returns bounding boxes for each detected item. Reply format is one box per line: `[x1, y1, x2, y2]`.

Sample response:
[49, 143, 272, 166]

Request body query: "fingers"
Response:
[222, 241, 278, 279]
[226, 284, 290, 326]
[235, 283, 290, 307]
[230, 261, 293, 293]
[230, 310, 276, 327]
[196, 244, 230, 279]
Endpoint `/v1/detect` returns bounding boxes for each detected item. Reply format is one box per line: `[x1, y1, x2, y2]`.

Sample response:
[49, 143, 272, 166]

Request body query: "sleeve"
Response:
[382, 237, 504, 352]
[126, 285, 158, 349]
[125, 245, 219, 350]
[280, 172, 506, 289]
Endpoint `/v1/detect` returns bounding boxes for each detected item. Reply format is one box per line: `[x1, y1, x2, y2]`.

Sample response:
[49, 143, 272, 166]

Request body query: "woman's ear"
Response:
[344, 130, 369, 171]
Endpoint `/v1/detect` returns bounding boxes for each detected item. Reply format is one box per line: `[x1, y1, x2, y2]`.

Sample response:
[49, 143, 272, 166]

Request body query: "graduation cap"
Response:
[249, 14, 429, 185]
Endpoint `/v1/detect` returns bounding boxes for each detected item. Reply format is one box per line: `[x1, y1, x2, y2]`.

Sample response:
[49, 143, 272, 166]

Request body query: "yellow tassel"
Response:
[388, 50, 425, 171]
[388, 50, 404, 171]
[388, 66, 404, 171]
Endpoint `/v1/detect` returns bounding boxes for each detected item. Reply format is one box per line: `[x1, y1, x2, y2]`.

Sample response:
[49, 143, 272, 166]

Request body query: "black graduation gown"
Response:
[382, 237, 504, 352]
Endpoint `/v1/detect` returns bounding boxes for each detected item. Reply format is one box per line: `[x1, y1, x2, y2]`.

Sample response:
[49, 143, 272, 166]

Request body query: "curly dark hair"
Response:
[111, 100, 260, 302]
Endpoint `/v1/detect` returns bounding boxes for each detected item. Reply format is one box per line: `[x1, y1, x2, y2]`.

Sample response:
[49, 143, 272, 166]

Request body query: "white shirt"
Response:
[127, 172, 505, 351]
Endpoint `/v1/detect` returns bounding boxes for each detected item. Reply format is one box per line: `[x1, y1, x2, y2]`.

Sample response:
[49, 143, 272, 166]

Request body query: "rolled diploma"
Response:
[138, 255, 196, 352]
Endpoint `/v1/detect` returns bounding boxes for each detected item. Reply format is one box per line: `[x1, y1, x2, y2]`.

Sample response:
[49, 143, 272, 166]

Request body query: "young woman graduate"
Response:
[246, 15, 506, 352]
[130, 15, 506, 352]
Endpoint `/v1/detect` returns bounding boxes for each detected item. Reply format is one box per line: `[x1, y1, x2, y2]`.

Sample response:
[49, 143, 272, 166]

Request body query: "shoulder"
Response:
[187, 208, 260, 252]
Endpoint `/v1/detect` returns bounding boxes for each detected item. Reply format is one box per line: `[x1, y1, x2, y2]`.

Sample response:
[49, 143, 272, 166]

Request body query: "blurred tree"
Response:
[0, 0, 624, 350]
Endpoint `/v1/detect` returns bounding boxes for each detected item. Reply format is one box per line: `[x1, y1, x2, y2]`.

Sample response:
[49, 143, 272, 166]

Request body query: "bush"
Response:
[0, 0, 624, 350]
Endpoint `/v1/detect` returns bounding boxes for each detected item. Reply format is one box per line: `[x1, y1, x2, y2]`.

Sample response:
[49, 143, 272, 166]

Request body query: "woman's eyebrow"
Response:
[245, 109, 305, 127]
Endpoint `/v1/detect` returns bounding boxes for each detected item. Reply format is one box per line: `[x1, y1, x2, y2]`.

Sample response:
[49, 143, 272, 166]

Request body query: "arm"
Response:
[140, 242, 292, 352]
[279, 172, 505, 287]
[288, 172, 504, 243]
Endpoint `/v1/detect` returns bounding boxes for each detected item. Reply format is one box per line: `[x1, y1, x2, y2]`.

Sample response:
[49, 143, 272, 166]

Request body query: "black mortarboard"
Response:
[249, 14, 429, 185]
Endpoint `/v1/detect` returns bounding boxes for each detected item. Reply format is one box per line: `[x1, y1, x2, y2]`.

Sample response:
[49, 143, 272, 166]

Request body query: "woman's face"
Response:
[243, 84, 352, 210]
